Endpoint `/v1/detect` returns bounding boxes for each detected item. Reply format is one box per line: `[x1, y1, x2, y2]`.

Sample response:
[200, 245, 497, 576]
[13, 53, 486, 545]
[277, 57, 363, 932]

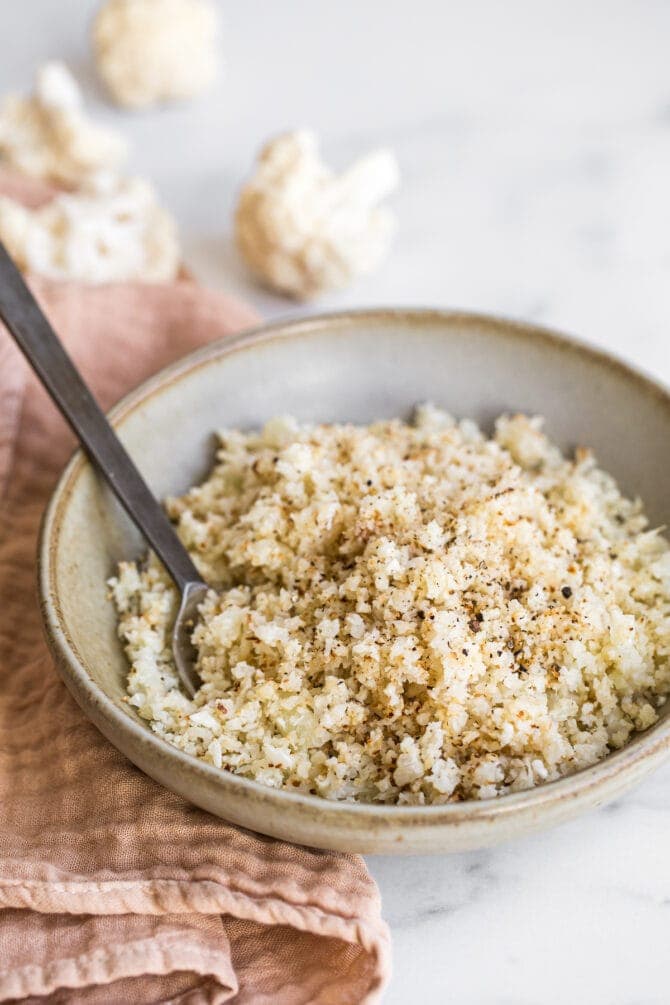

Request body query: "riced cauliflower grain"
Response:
[110, 410, 670, 804]
[234, 131, 399, 299]
[0, 62, 126, 188]
[0, 173, 179, 283]
[93, 0, 220, 109]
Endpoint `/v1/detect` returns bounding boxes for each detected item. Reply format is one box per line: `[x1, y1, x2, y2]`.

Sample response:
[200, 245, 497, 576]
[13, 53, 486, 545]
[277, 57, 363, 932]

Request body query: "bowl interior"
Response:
[49, 311, 670, 766]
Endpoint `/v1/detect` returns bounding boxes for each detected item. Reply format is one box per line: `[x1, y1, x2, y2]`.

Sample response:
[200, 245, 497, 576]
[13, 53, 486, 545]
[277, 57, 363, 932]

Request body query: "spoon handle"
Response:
[0, 243, 203, 593]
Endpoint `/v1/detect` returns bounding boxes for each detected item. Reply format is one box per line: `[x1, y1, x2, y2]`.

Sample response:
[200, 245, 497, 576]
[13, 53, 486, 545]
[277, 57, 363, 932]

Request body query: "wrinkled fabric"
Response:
[0, 171, 391, 1004]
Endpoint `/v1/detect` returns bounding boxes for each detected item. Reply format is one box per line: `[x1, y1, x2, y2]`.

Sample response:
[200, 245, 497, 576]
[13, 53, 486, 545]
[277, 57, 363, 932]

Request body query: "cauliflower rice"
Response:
[110, 408, 670, 804]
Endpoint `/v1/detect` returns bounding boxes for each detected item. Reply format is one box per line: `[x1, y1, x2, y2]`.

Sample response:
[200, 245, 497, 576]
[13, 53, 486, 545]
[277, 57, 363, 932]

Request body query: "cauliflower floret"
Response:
[0, 62, 126, 188]
[93, 0, 220, 109]
[234, 130, 399, 299]
[0, 173, 179, 283]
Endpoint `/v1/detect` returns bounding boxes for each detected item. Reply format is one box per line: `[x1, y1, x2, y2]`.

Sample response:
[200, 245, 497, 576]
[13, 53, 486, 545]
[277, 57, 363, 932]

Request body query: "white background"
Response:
[3, 2, 670, 1002]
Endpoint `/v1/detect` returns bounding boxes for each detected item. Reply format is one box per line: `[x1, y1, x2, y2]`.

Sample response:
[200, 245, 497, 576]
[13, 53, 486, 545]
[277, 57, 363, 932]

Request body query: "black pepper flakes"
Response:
[561, 586, 572, 599]
[468, 619, 482, 633]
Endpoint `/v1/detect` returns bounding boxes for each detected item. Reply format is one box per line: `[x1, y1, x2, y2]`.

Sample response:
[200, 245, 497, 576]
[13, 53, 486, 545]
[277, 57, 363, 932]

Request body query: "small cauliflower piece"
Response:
[0, 173, 179, 283]
[234, 130, 399, 299]
[0, 62, 126, 188]
[93, 0, 220, 109]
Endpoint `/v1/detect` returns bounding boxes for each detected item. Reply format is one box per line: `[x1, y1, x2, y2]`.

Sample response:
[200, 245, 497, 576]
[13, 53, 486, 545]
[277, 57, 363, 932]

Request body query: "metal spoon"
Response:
[0, 242, 206, 696]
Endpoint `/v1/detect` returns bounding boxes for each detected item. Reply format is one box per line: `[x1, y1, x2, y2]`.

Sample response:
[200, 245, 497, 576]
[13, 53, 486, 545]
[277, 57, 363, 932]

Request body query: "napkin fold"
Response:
[0, 172, 391, 1004]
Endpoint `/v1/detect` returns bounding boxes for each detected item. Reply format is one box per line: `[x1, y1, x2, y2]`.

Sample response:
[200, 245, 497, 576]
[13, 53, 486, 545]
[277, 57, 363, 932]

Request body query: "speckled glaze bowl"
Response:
[39, 310, 670, 854]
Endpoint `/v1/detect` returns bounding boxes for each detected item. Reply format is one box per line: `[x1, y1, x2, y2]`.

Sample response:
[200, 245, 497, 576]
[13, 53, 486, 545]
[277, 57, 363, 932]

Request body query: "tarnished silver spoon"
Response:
[0, 242, 206, 697]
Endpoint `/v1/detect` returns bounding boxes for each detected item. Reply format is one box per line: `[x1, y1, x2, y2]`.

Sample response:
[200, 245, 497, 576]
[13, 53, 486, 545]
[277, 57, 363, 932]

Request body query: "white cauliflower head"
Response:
[0, 62, 127, 187]
[234, 131, 399, 300]
[93, 0, 220, 109]
[0, 173, 180, 283]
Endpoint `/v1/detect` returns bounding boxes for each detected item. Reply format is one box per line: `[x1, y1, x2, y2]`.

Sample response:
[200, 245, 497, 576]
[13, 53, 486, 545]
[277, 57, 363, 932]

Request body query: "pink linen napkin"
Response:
[0, 172, 391, 1004]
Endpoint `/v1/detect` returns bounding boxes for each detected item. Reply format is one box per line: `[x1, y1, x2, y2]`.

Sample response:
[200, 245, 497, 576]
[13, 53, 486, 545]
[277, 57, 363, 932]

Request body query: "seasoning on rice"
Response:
[109, 408, 670, 804]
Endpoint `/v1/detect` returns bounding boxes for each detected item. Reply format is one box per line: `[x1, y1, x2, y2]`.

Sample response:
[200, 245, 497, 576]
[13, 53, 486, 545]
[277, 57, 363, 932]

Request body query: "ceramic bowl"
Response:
[39, 310, 670, 854]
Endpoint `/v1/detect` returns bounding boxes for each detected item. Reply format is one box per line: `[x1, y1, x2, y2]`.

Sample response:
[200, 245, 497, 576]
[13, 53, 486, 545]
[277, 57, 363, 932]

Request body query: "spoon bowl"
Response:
[38, 308, 670, 853]
[173, 581, 210, 697]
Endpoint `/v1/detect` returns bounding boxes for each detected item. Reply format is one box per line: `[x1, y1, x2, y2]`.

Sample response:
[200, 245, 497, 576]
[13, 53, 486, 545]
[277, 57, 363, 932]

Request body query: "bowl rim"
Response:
[38, 306, 670, 828]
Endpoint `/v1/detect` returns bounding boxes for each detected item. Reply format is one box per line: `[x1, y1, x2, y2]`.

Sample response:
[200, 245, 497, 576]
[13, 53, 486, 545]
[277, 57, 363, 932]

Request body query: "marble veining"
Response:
[2, 2, 669, 1001]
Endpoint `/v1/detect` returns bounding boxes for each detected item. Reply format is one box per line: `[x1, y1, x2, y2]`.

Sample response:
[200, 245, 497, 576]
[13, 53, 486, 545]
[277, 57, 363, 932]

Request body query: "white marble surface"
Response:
[3, 2, 670, 1001]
